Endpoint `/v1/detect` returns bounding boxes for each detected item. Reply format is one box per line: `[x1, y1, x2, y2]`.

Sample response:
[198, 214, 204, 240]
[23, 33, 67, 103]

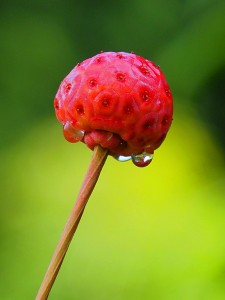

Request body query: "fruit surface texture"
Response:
[54, 52, 173, 159]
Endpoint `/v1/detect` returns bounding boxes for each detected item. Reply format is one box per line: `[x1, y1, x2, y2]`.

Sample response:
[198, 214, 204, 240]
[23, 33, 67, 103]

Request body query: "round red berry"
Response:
[54, 52, 173, 167]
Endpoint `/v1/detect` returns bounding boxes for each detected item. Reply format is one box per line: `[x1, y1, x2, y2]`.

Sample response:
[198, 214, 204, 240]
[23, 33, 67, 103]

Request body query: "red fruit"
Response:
[54, 52, 173, 167]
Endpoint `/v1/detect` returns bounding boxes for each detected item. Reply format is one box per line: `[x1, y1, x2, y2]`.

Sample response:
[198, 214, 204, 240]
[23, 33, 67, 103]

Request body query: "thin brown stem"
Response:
[36, 145, 108, 300]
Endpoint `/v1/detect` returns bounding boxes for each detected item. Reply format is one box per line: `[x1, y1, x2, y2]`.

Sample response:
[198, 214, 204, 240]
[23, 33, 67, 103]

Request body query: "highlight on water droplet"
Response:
[131, 152, 154, 167]
[114, 155, 132, 162]
[63, 121, 84, 143]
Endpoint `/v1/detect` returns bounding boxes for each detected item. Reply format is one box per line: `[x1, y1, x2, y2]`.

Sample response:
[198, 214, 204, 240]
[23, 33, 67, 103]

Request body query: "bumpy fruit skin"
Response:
[54, 52, 173, 157]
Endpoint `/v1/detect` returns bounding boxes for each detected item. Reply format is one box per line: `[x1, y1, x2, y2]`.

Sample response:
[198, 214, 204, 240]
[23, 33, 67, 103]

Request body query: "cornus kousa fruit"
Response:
[37, 53, 173, 299]
[54, 51, 173, 167]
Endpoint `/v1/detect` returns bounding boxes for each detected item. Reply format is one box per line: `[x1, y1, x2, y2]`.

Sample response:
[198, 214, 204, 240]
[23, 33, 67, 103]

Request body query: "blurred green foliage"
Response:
[0, 0, 225, 299]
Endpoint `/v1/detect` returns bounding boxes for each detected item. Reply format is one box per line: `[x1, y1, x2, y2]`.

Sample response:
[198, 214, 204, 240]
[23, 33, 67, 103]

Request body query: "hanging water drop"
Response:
[63, 121, 84, 143]
[114, 155, 132, 162]
[131, 152, 154, 167]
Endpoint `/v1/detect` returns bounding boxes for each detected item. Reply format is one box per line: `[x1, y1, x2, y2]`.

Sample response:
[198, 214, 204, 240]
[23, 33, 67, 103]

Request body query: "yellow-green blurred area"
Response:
[0, 1, 225, 299]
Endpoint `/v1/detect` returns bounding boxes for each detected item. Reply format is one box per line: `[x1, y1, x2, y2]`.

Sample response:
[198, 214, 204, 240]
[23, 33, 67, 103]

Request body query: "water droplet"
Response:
[114, 155, 132, 162]
[131, 152, 153, 167]
[63, 121, 84, 143]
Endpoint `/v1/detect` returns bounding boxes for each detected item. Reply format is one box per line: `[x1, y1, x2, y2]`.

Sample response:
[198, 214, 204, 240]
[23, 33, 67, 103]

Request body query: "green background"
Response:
[1, 1, 225, 299]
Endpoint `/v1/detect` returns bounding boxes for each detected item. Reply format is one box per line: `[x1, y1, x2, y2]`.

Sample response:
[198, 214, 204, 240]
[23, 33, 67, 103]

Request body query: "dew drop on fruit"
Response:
[131, 152, 153, 167]
[63, 121, 84, 143]
[114, 155, 132, 162]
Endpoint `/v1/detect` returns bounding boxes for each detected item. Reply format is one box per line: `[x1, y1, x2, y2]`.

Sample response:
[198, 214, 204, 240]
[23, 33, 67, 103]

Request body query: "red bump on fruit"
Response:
[54, 52, 173, 167]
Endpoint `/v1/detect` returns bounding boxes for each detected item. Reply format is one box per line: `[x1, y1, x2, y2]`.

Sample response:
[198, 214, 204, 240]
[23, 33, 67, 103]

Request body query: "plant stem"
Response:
[36, 145, 108, 300]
